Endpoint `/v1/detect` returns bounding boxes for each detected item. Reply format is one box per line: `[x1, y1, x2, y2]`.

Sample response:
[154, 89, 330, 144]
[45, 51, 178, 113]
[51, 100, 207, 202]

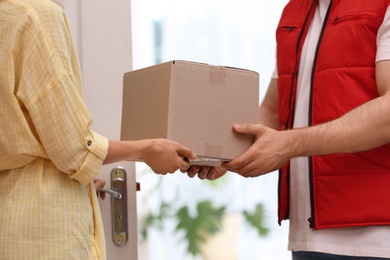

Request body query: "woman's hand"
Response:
[141, 139, 197, 174]
[93, 178, 106, 200]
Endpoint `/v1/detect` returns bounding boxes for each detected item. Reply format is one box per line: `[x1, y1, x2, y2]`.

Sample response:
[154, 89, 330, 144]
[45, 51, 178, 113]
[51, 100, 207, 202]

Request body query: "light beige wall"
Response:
[61, 1, 138, 259]
[61, 0, 133, 137]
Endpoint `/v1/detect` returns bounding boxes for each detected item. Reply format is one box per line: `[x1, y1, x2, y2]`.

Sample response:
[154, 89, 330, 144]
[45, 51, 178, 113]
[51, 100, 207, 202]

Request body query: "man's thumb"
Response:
[233, 124, 262, 135]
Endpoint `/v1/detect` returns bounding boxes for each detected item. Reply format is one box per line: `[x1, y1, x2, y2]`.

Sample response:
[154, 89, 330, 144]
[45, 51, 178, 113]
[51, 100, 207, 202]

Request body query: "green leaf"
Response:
[175, 206, 202, 255]
[197, 201, 225, 234]
[243, 203, 269, 237]
[175, 201, 226, 256]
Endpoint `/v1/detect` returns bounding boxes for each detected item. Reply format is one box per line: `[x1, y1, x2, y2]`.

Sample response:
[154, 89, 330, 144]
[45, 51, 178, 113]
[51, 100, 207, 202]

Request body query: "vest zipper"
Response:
[284, 0, 318, 130]
[279, 0, 319, 223]
[280, 0, 319, 224]
[307, 0, 333, 231]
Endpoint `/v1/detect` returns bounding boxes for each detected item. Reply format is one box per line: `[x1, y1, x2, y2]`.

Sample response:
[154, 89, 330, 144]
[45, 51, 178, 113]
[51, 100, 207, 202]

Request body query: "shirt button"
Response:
[87, 140, 92, 146]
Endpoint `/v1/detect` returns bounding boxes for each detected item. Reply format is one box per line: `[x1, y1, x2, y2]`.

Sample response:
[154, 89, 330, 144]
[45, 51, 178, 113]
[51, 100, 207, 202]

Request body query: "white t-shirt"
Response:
[274, 0, 390, 257]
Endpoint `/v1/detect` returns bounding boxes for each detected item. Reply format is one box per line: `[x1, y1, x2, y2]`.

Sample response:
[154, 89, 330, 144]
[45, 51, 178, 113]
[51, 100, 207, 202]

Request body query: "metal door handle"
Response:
[99, 188, 123, 200]
[99, 166, 128, 247]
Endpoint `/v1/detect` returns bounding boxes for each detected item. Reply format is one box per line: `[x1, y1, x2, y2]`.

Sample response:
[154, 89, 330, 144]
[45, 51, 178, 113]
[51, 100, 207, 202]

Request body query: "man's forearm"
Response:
[290, 94, 390, 158]
[259, 78, 280, 130]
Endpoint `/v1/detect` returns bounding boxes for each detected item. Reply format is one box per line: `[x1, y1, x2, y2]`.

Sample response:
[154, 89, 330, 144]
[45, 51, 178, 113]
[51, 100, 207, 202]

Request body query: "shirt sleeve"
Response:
[272, 49, 278, 79]
[69, 131, 109, 185]
[271, 63, 279, 79]
[376, 6, 390, 62]
[15, 1, 108, 185]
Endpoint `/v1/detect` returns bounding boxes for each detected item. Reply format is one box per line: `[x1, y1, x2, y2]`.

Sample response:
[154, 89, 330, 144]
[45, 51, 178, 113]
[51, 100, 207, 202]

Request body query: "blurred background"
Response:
[130, 0, 290, 259]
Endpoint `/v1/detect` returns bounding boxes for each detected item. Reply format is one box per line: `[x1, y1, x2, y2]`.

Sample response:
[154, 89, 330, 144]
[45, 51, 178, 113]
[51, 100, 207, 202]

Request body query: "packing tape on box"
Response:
[209, 66, 226, 85]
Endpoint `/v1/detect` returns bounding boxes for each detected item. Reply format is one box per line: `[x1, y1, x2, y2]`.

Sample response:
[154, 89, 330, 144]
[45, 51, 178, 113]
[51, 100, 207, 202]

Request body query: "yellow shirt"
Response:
[0, 0, 109, 259]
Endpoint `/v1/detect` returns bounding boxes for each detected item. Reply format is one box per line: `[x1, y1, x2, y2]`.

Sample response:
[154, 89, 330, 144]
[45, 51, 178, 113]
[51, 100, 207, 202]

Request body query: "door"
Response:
[61, 1, 138, 259]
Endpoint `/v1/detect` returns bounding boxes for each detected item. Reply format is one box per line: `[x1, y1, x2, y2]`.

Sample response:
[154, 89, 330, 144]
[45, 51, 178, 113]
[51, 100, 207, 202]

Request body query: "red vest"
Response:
[276, 0, 390, 229]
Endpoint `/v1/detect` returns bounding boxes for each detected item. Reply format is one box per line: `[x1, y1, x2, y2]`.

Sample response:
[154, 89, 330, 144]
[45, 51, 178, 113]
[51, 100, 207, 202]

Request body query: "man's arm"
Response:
[293, 60, 390, 155]
[223, 60, 390, 177]
[258, 78, 280, 130]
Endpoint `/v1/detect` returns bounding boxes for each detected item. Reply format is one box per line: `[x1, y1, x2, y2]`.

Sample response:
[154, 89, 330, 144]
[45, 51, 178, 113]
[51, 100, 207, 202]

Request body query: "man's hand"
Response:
[182, 166, 227, 180]
[222, 124, 294, 177]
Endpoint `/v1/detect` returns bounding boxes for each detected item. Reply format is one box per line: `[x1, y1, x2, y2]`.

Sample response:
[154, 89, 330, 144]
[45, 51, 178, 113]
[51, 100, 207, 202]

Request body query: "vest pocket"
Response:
[331, 12, 382, 29]
[276, 25, 298, 33]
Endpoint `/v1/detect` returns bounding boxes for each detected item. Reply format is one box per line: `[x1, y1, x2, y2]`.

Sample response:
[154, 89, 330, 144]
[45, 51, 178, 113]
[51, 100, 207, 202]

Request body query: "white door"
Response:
[61, 1, 138, 259]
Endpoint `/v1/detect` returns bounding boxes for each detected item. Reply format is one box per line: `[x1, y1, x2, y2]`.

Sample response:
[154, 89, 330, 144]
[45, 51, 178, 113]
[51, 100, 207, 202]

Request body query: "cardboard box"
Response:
[120, 60, 259, 166]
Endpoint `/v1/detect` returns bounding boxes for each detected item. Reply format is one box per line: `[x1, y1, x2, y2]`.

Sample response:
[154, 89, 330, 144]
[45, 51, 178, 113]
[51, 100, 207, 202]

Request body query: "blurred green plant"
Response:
[141, 197, 269, 256]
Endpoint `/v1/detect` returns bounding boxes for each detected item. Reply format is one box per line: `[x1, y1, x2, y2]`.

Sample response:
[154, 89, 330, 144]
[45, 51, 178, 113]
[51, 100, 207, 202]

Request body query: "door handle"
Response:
[99, 188, 122, 200]
[99, 166, 128, 247]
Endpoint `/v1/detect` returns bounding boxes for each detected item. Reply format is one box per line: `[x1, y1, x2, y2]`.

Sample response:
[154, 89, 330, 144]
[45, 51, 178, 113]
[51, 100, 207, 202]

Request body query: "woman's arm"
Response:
[104, 139, 196, 174]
